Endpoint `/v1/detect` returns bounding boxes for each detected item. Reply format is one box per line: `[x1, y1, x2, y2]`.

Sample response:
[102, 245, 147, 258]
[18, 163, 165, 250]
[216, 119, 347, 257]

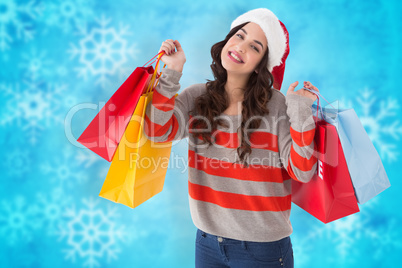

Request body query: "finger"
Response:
[160, 44, 172, 55]
[174, 40, 183, 52]
[161, 40, 175, 55]
[304, 81, 312, 88]
[163, 39, 174, 46]
[159, 44, 168, 55]
[304, 81, 319, 92]
[162, 43, 175, 55]
[159, 47, 167, 57]
[165, 40, 175, 53]
[287, 81, 299, 94]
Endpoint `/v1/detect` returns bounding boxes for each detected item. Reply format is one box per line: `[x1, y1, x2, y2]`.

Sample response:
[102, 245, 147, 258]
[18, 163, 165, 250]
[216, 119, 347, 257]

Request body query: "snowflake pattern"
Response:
[41, 0, 95, 34]
[40, 146, 87, 189]
[292, 198, 402, 267]
[292, 215, 364, 267]
[36, 187, 73, 236]
[68, 15, 138, 87]
[57, 198, 127, 268]
[19, 47, 53, 79]
[0, 195, 42, 246]
[365, 218, 402, 261]
[4, 148, 31, 178]
[0, 0, 43, 51]
[354, 89, 402, 162]
[0, 67, 69, 144]
[339, 88, 402, 162]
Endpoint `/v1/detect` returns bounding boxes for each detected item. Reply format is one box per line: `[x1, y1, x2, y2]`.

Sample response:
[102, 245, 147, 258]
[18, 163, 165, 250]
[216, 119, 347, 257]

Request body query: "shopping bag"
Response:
[291, 117, 360, 223]
[312, 104, 390, 204]
[77, 57, 158, 162]
[99, 52, 175, 208]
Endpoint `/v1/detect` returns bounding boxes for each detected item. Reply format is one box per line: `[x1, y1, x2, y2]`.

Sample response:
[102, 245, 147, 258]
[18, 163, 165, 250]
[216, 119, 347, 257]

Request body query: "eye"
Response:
[236, 33, 244, 39]
[251, 45, 259, 52]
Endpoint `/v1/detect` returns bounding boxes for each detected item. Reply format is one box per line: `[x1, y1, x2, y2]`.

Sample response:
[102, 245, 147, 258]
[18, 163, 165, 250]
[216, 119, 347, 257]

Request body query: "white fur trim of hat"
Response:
[230, 8, 287, 72]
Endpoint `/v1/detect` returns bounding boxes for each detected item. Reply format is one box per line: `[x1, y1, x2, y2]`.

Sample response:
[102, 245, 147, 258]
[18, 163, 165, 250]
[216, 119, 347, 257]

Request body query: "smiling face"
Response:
[221, 22, 268, 77]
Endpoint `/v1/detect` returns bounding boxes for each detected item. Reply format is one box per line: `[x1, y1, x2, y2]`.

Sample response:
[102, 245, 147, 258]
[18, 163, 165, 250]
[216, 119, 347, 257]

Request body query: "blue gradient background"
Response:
[1, 0, 401, 267]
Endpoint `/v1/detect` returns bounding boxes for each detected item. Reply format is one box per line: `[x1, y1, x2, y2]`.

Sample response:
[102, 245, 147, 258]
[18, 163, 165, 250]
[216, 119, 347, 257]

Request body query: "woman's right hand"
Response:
[159, 39, 186, 72]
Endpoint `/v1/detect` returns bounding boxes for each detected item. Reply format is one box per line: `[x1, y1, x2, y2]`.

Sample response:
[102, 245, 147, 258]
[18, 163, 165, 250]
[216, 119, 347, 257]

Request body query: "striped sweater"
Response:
[144, 68, 317, 242]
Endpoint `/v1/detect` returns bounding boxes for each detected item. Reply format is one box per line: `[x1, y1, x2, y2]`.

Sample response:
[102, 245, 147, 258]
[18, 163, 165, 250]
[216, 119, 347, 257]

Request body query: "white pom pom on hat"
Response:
[230, 8, 290, 90]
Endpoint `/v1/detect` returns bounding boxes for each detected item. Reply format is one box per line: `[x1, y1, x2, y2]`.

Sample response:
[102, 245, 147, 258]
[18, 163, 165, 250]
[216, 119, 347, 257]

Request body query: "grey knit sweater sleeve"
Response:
[277, 93, 317, 183]
[143, 68, 204, 143]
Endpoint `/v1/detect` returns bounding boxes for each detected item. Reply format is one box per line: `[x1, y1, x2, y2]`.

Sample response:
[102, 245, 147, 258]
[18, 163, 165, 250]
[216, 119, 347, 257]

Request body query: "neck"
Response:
[224, 72, 250, 103]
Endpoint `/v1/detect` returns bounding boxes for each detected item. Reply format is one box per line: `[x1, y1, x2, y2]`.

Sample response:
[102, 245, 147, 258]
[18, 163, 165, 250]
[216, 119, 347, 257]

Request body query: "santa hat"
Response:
[230, 8, 290, 90]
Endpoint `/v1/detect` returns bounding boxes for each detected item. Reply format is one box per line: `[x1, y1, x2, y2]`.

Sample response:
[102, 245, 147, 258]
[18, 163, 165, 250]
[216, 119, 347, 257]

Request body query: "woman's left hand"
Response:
[286, 81, 319, 101]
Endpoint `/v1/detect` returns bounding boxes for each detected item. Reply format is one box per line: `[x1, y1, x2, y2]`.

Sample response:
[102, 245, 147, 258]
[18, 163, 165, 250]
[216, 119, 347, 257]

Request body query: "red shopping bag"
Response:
[77, 55, 161, 162]
[291, 118, 360, 223]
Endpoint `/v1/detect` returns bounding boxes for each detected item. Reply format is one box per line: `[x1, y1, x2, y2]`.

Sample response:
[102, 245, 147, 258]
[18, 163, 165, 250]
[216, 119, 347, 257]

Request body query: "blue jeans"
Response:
[195, 229, 294, 268]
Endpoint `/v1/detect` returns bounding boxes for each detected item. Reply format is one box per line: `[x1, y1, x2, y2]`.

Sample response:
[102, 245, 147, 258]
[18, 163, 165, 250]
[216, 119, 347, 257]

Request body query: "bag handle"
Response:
[144, 51, 167, 94]
[143, 51, 164, 67]
[302, 87, 336, 120]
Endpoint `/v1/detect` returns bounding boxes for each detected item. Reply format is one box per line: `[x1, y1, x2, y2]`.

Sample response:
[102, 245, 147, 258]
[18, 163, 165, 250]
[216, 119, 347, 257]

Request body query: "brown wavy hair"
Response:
[189, 22, 275, 167]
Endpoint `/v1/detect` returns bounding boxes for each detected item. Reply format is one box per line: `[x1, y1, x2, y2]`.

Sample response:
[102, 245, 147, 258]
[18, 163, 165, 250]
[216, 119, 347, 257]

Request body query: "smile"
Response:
[228, 51, 244, 63]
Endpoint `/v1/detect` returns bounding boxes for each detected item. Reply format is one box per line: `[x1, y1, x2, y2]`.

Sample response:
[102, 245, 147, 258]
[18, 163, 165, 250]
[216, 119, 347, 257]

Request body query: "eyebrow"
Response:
[240, 28, 264, 50]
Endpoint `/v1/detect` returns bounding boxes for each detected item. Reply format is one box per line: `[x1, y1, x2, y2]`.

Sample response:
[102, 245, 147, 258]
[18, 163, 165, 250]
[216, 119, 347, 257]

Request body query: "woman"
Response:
[144, 8, 319, 268]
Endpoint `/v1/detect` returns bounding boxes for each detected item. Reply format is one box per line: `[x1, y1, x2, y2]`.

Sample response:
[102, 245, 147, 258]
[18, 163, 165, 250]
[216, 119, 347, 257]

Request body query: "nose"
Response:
[236, 42, 246, 53]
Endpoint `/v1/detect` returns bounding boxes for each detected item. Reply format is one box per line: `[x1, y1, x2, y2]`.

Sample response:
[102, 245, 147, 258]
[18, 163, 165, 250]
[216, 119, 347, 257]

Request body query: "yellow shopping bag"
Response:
[99, 52, 174, 208]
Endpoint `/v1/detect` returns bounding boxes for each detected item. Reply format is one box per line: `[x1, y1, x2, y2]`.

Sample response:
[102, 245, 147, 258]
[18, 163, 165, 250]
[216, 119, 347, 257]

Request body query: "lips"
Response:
[228, 51, 244, 63]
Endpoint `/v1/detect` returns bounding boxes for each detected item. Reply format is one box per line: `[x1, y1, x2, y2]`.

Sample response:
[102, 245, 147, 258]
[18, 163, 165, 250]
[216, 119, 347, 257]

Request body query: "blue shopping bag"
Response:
[307, 89, 390, 204]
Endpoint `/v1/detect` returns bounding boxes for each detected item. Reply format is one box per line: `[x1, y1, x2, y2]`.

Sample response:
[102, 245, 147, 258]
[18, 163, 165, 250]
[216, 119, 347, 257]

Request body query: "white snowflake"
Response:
[40, 146, 87, 189]
[292, 197, 402, 267]
[0, 195, 42, 246]
[68, 15, 138, 87]
[0, 70, 69, 144]
[0, 82, 23, 126]
[0, 0, 43, 51]
[321, 214, 364, 258]
[19, 47, 53, 78]
[4, 148, 31, 178]
[365, 218, 402, 260]
[57, 198, 127, 268]
[36, 187, 73, 236]
[345, 88, 402, 162]
[18, 47, 70, 77]
[292, 213, 364, 266]
[41, 0, 95, 34]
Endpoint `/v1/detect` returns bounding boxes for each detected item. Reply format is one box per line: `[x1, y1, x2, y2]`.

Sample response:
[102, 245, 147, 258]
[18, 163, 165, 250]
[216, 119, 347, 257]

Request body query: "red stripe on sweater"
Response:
[188, 181, 291, 212]
[290, 144, 317, 171]
[287, 159, 301, 182]
[188, 150, 288, 183]
[190, 121, 279, 151]
[144, 113, 179, 139]
[151, 89, 175, 112]
[290, 127, 315, 147]
[249, 131, 278, 151]
[165, 114, 179, 142]
[210, 129, 238, 148]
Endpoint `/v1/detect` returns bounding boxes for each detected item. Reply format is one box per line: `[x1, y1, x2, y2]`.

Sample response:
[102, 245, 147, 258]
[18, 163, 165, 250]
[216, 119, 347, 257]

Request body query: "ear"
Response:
[255, 70, 258, 74]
